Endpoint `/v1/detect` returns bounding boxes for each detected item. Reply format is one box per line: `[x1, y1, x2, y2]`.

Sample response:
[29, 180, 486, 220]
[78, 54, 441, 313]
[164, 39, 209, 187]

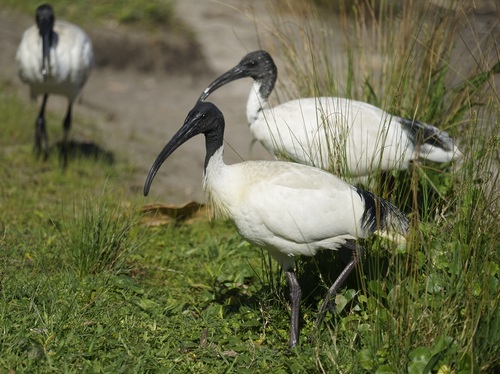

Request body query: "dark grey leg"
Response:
[285, 268, 302, 348]
[310, 241, 364, 342]
[61, 102, 73, 168]
[35, 94, 49, 159]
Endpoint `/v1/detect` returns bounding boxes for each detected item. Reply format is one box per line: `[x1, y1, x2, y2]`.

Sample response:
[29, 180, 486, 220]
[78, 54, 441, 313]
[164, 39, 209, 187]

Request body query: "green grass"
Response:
[3, 0, 180, 33]
[2, 1, 499, 372]
[0, 86, 320, 371]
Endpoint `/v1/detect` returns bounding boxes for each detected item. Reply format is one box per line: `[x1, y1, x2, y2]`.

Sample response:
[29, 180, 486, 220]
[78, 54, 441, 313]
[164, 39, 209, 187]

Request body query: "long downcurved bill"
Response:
[197, 65, 248, 103]
[143, 118, 200, 196]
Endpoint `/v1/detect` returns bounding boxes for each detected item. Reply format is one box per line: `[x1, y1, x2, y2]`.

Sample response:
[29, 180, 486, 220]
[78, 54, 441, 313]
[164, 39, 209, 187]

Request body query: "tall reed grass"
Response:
[255, 0, 499, 371]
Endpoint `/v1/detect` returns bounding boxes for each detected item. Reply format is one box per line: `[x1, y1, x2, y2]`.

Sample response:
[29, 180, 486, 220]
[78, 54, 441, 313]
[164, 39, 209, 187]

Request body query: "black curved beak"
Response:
[38, 21, 52, 79]
[35, 4, 55, 79]
[144, 115, 202, 196]
[41, 32, 51, 78]
[197, 65, 249, 103]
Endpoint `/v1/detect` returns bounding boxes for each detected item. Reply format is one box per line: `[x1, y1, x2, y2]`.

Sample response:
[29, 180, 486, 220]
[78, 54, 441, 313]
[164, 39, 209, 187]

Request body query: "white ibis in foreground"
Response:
[198, 50, 463, 182]
[144, 101, 410, 347]
[16, 3, 94, 168]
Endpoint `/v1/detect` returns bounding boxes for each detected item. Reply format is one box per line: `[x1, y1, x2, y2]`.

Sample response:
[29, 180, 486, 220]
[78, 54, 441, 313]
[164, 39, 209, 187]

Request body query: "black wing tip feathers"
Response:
[400, 117, 454, 152]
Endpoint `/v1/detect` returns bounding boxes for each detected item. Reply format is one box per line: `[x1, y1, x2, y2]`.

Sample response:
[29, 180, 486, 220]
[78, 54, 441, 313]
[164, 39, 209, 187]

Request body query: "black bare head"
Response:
[144, 102, 225, 196]
[36, 4, 55, 34]
[198, 50, 277, 103]
[234, 50, 277, 81]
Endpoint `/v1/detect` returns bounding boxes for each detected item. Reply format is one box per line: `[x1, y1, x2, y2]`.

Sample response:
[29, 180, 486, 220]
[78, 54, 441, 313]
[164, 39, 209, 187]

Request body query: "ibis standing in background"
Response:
[144, 101, 410, 347]
[198, 50, 463, 182]
[16, 3, 94, 168]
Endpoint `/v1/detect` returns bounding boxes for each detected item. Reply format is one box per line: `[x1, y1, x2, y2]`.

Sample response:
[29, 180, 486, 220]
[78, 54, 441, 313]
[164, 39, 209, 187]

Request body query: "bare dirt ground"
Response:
[1, 1, 498, 205]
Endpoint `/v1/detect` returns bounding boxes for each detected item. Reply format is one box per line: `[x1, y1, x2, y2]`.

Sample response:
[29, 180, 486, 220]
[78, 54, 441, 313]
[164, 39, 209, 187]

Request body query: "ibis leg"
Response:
[285, 268, 302, 348]
[310, 241, 364, 342]
[61, 102, 73, 169]
[35, 94, 49, 159]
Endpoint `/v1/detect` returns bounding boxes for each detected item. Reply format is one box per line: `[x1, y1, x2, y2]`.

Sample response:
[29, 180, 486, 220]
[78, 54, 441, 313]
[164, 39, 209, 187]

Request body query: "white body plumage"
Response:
[248, 82, 459, 177]
[16, 20, 93, 102]
[203, 148, 369, 270]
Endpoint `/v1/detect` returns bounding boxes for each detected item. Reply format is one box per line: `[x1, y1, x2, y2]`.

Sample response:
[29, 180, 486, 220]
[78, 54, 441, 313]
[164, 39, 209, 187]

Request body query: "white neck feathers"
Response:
[202, 147, 231, 219]
[246, 81, 268, 125]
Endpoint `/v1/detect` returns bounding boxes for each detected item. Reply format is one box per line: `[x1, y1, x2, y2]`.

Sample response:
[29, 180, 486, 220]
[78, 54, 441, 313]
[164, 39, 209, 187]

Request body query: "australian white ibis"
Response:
[144, 101, 410, 347]
[16, 3, 94, 168]
[197, 50, 463, 182]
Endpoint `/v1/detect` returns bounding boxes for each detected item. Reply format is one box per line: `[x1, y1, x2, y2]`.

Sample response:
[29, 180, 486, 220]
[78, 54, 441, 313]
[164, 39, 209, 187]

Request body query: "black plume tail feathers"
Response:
[400, 118, 463, 165]
[356, 188, 410, 243]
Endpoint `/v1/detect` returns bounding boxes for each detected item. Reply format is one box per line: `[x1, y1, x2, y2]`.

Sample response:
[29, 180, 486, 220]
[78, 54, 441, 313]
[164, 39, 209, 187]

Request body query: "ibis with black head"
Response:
[144, 101, 410, 347]
[16, 3, 94, 168]
[198, 50, 462, 183]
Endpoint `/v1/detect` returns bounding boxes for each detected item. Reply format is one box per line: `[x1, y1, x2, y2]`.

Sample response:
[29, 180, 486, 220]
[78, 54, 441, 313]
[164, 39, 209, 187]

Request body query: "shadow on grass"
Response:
[53, 139, 115, 164]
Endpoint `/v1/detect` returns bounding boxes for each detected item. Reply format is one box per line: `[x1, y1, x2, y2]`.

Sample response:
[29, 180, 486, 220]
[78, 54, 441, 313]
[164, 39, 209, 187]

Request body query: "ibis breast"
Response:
[16, 20, 93, 100]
